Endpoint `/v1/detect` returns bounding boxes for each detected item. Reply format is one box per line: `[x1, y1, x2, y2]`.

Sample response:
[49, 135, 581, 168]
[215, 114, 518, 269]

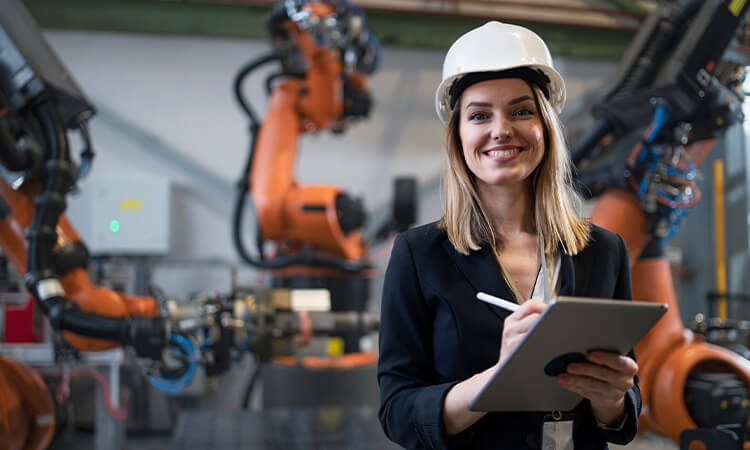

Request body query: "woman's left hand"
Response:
[556, 351, 638, 426]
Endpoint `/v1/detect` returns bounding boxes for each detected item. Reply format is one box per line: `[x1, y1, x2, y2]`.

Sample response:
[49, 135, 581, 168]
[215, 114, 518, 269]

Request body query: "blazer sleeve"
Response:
[593, 233, 642, 445]
[378, 233, 460, 450]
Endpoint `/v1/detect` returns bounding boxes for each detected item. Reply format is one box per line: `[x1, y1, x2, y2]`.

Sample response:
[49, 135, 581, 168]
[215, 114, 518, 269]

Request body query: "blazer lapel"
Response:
[558, 251, 575, 297]
[441, 239, 515, 321]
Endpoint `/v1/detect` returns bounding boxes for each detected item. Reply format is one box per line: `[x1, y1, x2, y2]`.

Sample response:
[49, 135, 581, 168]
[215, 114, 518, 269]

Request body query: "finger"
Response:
[588, 352, 638, 375]
[500, 336, 526, 362]
[558, 374, 624, 403]
[506, 312, 541, 336]
[501, 327, 531, 354]
[505, 300, 546, 323]
[568, 374, 627, 403]
[566, 363, 634, 392]
[515, 300, 547, 317]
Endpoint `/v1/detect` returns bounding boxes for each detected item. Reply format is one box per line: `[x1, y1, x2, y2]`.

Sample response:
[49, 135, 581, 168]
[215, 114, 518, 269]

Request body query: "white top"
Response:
[531, 254, 561, 303]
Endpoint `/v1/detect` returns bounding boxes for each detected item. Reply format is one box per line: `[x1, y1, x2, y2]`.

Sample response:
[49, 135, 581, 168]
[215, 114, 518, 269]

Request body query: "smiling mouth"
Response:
[484, 148, 523, 157]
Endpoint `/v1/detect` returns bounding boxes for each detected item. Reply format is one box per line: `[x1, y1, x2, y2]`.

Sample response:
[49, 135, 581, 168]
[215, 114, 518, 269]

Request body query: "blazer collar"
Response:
[441, 239, 516, 321]
[558, 251, 575, 297]
[442, 238, 578, 320]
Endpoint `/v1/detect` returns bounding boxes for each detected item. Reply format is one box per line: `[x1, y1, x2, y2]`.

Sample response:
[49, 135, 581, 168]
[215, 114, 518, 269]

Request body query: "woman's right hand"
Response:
[499, 300, 547, 365]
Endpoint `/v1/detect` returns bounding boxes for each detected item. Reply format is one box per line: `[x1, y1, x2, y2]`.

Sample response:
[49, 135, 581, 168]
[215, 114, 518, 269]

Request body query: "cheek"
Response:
[459, 125, 479, 161]
[459, 128, 484, 158]
[530, 125, 544, 148]
[458, 124, 471, 151]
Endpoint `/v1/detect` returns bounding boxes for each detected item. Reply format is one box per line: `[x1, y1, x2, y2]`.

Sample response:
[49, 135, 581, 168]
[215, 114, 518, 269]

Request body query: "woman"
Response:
[377, 21, 641, 450]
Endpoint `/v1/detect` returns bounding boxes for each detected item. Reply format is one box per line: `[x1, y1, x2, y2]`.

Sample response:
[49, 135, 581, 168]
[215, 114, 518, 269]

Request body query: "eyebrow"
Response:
[508, 95, 534, 105]
[464, 95, 534, 110]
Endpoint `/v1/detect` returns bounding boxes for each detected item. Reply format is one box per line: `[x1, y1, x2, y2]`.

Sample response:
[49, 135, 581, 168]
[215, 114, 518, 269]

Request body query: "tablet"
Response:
[470, 296, 667, 412]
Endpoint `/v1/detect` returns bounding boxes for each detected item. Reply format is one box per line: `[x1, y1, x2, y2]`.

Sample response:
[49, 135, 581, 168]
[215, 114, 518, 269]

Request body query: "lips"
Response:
[483, 146, 523, 161]
[486, 149, 517, 157]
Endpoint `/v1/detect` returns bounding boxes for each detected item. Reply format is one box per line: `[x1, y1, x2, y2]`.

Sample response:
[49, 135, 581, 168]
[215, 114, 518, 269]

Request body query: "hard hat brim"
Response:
[435, 64, 566, 124]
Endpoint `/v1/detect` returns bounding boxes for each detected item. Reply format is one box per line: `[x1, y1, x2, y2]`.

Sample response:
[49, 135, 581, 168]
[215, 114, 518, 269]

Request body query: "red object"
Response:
[2, 295, 36, 343]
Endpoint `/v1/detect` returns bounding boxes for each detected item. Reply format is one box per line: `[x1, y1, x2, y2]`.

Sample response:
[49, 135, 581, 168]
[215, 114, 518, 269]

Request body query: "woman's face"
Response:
[458, 78, 545, 190]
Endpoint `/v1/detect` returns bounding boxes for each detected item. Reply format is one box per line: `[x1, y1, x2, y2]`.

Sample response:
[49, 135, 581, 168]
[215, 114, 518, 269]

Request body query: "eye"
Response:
[467, 111, 488, 121]
[512, 107, 535, 117]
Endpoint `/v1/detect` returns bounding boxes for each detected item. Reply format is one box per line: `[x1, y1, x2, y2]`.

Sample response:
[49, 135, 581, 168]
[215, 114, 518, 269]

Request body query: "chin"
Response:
[479, 176, 527, 188]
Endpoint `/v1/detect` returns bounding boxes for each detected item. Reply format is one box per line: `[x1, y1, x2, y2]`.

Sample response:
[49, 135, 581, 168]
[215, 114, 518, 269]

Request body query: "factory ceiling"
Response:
[24, 0, 662, 59]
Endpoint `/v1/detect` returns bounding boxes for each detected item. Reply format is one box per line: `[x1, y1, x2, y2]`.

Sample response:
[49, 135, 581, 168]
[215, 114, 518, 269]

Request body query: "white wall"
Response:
[45, 30, 617, 299]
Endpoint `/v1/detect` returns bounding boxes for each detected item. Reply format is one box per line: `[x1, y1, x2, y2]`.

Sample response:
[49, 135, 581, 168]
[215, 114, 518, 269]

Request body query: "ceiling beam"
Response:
[23, 0, 635, 59]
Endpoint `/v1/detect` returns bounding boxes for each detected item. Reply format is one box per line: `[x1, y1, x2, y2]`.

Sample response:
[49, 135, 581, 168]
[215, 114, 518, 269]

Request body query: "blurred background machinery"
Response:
[3, 0, 750, 449]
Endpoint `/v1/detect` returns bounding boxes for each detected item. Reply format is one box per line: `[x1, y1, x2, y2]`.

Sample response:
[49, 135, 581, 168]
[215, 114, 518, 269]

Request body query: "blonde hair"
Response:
[438, 83, 590, 256]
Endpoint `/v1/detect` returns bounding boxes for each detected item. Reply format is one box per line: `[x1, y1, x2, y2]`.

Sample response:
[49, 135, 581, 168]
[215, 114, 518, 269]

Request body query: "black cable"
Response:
[77, 121, 94, 178]
[265, 71, 305, 95]
[0, 115, 37, 171]
[231, 50, 370, 271]
[26, 103, 72, 284]
[20, 102, 165, 358]
[232, 184, 370, 271]
[233, 51, 284, 127]
[232, 52, 283, 264]
[241, 358, 263, 410]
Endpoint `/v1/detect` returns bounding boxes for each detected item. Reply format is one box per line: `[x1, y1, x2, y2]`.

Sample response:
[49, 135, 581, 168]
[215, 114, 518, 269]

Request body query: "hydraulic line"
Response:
[21, 102, 165, 355]
[0, 114, 41, 172]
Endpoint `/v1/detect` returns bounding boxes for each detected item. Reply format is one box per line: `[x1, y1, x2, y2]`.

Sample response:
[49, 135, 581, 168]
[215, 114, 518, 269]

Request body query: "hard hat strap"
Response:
[448, 67, 551, 110]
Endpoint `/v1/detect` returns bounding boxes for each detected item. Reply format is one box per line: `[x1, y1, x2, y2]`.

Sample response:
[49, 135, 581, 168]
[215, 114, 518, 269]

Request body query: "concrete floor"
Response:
[613, 433, 678, 450]
[48, 359, 682, 450]
[51, 429, 679, 450]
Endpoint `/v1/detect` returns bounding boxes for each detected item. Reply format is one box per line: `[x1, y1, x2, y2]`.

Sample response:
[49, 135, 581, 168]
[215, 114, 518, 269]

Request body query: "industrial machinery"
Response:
[572, 0, 750, 447]
[232, 0, 414, 353]
[0, 1, 369, 448]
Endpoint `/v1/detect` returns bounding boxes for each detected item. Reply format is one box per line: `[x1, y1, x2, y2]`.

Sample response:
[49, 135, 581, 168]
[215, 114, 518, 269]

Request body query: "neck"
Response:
[477, 181, 534, 238]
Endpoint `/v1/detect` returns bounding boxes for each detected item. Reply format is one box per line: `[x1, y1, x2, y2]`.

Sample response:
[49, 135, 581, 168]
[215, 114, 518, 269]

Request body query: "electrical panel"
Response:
[67, 176, 170, 255]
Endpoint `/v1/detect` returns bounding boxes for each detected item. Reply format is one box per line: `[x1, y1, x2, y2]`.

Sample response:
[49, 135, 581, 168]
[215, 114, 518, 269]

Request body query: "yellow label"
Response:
[119, 199, 143, 211]
[730, 0, 746, 16]
[327, 337, 344, 358]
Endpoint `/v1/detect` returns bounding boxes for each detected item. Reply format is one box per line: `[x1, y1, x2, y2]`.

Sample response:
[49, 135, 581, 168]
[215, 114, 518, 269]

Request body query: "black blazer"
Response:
[377, 222, 641, 450]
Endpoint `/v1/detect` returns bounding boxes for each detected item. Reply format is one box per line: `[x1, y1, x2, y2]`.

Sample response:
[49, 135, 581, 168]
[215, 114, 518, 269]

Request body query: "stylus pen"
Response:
[476, 292, 519, 312]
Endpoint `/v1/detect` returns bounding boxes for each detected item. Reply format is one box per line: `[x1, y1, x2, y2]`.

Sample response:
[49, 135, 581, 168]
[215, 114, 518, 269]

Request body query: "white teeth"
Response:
[486, 149, 517, 157]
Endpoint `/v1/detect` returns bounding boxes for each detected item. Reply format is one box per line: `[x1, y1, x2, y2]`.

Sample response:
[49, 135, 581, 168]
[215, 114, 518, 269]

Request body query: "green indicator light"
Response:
[110, 220, 120, 233]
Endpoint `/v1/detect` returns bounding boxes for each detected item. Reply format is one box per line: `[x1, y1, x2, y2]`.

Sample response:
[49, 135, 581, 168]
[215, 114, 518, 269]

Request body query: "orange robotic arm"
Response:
[233, 0, 380, 270]
[0, 4, 169, 447]
[0, 0, 167, 357]
[572, 2, 750, 446]
[591, 184, 750, 447]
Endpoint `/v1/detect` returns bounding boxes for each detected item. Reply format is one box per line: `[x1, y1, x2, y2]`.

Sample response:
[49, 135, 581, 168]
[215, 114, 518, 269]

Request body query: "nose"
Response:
[491, 116, 512, 141]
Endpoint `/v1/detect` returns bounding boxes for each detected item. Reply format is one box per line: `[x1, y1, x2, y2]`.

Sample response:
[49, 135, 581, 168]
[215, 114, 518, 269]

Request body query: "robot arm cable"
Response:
[233, 51, 284, 127]
[19, 101, 166, 359]
[231, 46, 371, 271]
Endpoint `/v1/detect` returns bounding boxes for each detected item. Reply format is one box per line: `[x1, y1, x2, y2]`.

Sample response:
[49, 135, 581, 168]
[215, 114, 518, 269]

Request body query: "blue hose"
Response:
[149, 334, 196, 395]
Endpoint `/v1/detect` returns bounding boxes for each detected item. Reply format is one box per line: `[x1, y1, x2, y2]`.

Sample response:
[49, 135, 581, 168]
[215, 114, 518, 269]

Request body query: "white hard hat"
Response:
[435, 21, 566, 124]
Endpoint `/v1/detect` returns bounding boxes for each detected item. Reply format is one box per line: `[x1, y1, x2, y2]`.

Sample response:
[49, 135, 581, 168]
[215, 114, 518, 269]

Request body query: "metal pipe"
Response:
[206, 0, 644, 31]
[714, 159, 727, 320]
